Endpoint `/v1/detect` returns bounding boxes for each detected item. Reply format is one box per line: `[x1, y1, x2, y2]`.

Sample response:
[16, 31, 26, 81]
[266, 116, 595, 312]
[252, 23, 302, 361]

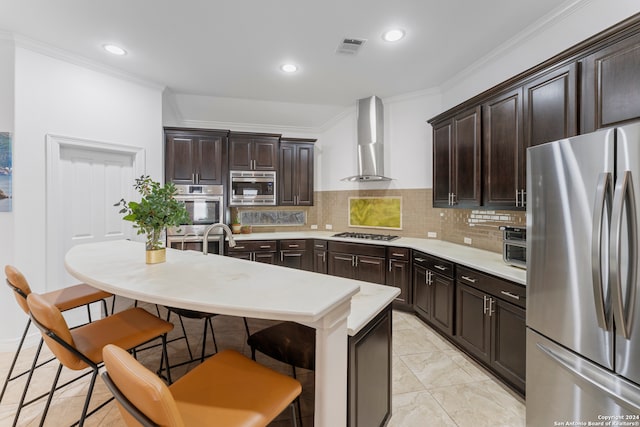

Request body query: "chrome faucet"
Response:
[203, 223, 236, 255]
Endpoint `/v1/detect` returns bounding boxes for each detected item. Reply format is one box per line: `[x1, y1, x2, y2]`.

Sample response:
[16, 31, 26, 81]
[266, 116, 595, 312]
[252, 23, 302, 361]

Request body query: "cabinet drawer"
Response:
[228, 240, 277, 252]
[313, 239, 327, 250]
[457, 266, 525, 308]
[280, 239, 307, 250]
[328, 241, 386, 258]
[414, 252, 454, 278]
[387, 247, 410, 260]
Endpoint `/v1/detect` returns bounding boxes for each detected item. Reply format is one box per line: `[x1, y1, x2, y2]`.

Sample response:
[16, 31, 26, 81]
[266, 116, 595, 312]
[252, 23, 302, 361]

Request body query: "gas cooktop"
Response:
[333, 232, 400, 241]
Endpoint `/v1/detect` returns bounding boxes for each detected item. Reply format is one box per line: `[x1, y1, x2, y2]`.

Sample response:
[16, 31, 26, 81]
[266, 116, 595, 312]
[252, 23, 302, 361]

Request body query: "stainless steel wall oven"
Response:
[166, 184, 225, 254]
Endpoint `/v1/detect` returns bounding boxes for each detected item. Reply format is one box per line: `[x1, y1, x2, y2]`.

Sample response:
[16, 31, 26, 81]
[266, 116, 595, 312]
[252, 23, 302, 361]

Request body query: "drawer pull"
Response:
[315, 244, 324, 248]
[500, 290, 520, 300]
[434, 264, 447, 271]
[414, 257, 426, 262]
[288, 244, 299, 248]
[260, 245, 272, 249]
[234, 246, 245, 249]
[391, 252, 405, 257]
[461, 275, 477, 283]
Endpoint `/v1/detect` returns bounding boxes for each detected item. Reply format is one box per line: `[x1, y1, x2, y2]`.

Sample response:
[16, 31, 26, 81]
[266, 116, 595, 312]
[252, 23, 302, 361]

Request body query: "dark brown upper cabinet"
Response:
[228, 132, 279, 171]
[482, 88, 524, 209]
[165, 128, 228, 185]
[581, 31, 640, 133]
[279, 138, 315, 206]
[432, 106, 482, 208]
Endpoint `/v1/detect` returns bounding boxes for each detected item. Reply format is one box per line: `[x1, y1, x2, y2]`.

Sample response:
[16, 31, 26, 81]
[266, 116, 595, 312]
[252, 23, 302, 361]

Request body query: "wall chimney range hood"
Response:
[342, 96, 393, 182]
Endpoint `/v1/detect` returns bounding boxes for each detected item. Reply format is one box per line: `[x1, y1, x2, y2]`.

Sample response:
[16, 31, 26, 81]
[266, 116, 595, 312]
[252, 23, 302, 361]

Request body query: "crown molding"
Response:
[12, 33, 165, 92]
[440, 0, 592, 93]
[180, 119, 319, 136]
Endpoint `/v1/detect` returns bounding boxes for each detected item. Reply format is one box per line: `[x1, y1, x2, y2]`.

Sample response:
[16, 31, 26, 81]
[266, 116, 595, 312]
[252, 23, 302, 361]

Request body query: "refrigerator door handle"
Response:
[536, 341, 640, 413]
[592, 172, 613, 330]
[610, 170, 638, 340]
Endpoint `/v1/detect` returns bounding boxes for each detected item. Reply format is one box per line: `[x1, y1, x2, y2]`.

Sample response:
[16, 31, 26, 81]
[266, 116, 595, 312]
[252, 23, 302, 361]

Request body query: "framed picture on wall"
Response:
[0, 132, 12, 212]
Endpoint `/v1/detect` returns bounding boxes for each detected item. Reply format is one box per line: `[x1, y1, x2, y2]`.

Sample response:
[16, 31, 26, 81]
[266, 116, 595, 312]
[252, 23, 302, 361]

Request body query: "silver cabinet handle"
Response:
[428, 271, 433, 286]
[521, 189, 526, 208]
[192, 173, 196, 183]
[489, 297, 495, 316]
[259, 245, 272, 249]
[592, 172, 613, 331]
[434, 265, 447, 271]
[388, 259, 392, 272]
[234, 245, 245, 249]
[322, 252, 326, 263]
[515, 189, 520, 207]
[354, 256, 358, 267]
[391, 252, 405, 257]
[461, 275, 477, 283]
[288, 244, 299, 248]
[483, 295, 488, 314]
[280, 252, 284, 262]
[610, 170, 638, 339]
[500, 290, 520, 300]
[414, 257, 426, 262]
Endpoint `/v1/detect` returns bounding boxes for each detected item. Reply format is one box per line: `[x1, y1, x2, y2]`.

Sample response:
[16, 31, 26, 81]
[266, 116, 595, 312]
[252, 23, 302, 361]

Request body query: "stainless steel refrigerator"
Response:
[527, 122, 640, 425]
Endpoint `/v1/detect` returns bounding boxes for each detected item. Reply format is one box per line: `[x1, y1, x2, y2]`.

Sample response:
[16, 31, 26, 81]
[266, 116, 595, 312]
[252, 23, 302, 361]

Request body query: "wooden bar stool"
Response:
[26, 292, 174, 427]
[247, 321, 316, 425]
[102, 344, 302, 427]
[2, 265, 113, 426]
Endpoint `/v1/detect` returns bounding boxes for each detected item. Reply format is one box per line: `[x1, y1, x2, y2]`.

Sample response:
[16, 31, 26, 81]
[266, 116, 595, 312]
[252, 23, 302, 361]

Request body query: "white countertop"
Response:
[231, 231, 527, 285]
[65, 240, 399, 335]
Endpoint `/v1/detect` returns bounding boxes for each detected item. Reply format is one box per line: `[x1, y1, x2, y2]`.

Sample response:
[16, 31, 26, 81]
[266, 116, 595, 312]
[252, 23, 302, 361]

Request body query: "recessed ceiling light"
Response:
[103, 44, 127, 56]
[382, 29, 405, 42]
[280, 63, 298, 73]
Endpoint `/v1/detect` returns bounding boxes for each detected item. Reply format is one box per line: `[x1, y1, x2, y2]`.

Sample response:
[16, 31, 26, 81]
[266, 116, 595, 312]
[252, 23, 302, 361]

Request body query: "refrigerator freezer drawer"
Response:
[527, 329, 640, 426]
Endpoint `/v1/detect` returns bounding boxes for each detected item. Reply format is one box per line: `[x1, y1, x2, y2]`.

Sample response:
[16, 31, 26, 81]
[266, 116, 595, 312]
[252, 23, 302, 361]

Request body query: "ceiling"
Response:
[0, 0, 573, 109]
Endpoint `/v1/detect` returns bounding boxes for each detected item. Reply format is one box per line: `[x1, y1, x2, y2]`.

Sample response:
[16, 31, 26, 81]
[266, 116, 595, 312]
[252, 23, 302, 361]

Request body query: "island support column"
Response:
[312, 299, 351, 427]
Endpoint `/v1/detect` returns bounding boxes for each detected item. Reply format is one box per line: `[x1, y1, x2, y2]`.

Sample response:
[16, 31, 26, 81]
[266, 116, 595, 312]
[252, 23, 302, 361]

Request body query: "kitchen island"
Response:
[64, 239, 399, 427]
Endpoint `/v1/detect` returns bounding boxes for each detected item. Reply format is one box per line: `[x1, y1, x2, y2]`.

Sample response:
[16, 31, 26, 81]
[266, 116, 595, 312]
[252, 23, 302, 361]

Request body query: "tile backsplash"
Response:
[232, 188, 526, 254]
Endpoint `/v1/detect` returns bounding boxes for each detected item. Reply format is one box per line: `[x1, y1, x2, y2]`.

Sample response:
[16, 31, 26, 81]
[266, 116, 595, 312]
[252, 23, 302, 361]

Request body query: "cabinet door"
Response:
[228, 138, 253, 170]
[165, 135, 196, 184]
[196, 135, 225, 185]
[456, 283, 491, 363]
[431, 274, 454, 336]
[253, 138, 278, 170]
[279, 143, 295, 205]
[491, 298, 526, 393]
[328, 252, 356, 279]
[432, 120, 452, 207]
[356, 255, 385, 285]
[386, 259, 410, 305]
[227, 251, 252, 261]
[295, 144, 314, 205]
[413, 264, 431, 320]
[582, 32, 640, 133]
[523, 63, 578, 148]
[453, 106, 482, 207]
[314, 250, 327, 274]
[482, 88, 524, 209]
[279, 250, 308, 270]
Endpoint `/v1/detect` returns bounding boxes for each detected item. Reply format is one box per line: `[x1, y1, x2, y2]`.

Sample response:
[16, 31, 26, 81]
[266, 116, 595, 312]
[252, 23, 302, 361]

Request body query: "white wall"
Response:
[0, 46, 163, 349]
[441, 0, 640, 110]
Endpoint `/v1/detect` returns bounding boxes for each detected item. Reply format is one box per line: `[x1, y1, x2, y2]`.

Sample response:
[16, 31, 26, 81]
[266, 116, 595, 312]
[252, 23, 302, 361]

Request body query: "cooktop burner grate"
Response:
[333, 232, 399, 241]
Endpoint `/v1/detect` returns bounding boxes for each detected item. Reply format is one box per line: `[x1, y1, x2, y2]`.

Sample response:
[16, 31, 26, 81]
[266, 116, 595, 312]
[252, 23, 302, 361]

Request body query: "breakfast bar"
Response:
[64, 239, 399, 427]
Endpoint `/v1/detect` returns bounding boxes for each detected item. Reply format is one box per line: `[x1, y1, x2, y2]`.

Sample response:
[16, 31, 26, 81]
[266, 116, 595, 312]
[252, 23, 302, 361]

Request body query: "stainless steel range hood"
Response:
[342, 96, 393, 182]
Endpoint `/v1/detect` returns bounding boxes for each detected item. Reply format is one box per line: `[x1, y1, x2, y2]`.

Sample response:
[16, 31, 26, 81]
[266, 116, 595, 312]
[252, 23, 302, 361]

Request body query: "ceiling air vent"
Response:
[336, 38, 367, 55]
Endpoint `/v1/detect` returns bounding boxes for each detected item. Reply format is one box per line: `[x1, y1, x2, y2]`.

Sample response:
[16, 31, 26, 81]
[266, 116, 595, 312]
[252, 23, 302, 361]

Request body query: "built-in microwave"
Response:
[229, 170, 276, 206]
[500, 226, 526, 269]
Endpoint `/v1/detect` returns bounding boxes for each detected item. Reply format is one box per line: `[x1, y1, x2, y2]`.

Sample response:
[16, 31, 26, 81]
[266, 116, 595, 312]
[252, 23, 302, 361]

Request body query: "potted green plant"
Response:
[115, 175, 190, 264]
[231, 212, 242, 234]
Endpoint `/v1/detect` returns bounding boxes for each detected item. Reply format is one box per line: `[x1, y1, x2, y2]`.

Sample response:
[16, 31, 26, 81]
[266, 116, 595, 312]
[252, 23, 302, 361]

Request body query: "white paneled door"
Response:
[46, 135, 145, 315]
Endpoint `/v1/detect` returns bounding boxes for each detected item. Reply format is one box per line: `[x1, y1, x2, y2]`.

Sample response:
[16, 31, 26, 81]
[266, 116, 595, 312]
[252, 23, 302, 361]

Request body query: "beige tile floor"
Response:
[0, 305, 524, 426]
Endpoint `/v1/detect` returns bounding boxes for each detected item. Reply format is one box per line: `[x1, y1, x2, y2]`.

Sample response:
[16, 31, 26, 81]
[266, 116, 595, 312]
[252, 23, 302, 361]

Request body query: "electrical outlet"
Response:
[310, 224, 318, 230]
[427, 232, 437, 238]
[325, 224, 333, 230]
[464, 237, 472, 245]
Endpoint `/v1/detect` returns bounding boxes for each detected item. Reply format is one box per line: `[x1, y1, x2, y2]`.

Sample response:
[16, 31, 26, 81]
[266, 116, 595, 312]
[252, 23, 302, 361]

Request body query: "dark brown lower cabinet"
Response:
[348, 305, 392, 427]
[225, 240, 277, 264]
[313, 240, 327, 274]
[385, 247, 411, 309]
[455, 267, 526, 394]
[413, 252, 455, 336]
[327, 242, 386, 285]
[278, 239, 311, 271]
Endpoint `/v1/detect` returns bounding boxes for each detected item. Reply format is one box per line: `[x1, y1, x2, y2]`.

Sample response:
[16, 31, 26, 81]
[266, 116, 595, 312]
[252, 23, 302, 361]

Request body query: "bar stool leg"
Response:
[36, 363, 63, 427]
[0, 319, 30, 403]
[12, 337, 44, 427]
[75, 368, 99, 427]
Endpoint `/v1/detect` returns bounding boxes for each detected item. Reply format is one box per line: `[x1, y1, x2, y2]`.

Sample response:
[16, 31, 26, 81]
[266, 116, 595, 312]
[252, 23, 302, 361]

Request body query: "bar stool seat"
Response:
[102, 344, 303, 427]
[2, 265, 113, 425]
[247, 321, 315, 371]
[27, 292, 174, 427]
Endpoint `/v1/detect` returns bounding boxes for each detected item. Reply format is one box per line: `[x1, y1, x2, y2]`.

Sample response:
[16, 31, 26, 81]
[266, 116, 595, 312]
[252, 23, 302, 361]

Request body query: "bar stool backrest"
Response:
[26, 293, 87, 371]
[5, 265, 32, 314]
[102, 344, 185, 427]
